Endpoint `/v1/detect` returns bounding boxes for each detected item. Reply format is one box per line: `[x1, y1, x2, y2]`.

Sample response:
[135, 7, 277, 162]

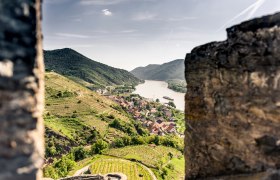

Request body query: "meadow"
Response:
[104, 145, 183, 168]
[89, 156, 153, 180]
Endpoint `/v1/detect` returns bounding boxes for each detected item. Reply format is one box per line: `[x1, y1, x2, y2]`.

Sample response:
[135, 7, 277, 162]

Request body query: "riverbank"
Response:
[133, 80, 185, 111]
[166, 79, 187, 93]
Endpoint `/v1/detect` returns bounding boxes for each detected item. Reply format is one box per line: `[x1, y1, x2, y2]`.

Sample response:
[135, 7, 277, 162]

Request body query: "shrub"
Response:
[161, 167, 169, 178]
[166, 163, 175, 170]
[131, 136, 146, 145]
[54, 155, 76, 177]
[72, 146, 87, 161]
[46, 146, 57, 156]
[122, 135, 132, 146]
[91, 140, 108, 154]
[114, 138, 125, 148]
[168, 101, 176, 108]
[43, 166, 59, 179]
[71, 114, 78, 118]
[44, 154, 76, 179]
[154, 135, 162, 145]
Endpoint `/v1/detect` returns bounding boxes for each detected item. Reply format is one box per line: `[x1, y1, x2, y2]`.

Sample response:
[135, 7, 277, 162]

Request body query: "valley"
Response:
[43, 51, 185, 180]
[131, 59, 187, 93]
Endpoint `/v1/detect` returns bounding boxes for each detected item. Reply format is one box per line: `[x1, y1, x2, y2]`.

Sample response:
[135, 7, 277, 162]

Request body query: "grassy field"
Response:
[68, 155, 153, 180]
[166, 157, 185, 179]
[172, 109, 185, 134]
[44, 116, 94, 141]
[44, 72, 136, 145]
[44, 72, 185, 180]
[44, 72, 144, 159]
[104, 145, 184, 180]
[45, 72, 132, 123]
[89, 156, 153, 180]
[104, 145, 183, 168]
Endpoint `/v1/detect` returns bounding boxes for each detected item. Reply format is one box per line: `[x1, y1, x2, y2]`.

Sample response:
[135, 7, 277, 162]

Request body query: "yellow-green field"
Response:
[45, 72, 131, 122]
[89, 157, 153, 180]
[104, 145, 183, 168]
[104, 145, 184, 180]
[45, 72, 133, 141]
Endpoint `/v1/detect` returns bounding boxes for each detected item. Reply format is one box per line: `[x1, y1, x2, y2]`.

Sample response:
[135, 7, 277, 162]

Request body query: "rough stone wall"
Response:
[185, 13, 280, 179]
[0, 0, 44, 180]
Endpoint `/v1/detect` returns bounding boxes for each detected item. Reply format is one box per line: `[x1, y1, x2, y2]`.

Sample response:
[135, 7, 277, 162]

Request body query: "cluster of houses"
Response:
[143, 120, 176, 135]
[108, 95, 178, 136]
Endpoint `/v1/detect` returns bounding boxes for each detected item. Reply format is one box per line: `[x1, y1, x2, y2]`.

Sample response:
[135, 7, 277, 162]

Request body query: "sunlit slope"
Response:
[44, 48, 141, 89]
[44, 72, 134, 156]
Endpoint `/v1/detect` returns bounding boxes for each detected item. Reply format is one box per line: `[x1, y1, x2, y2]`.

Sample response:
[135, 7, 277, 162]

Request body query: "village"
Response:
[107, 94, 184, 137]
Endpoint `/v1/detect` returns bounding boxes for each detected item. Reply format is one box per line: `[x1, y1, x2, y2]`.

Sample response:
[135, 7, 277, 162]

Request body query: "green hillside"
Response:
[131, 59, 185, 81]
[44, 72, 138, 158]
[44, 72, 184, 179]
[44, 48, 141, 89]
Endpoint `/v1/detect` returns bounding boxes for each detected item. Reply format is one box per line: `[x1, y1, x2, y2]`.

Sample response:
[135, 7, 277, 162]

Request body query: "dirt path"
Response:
[73, 165, 90, 176]
[110, 158, 157, 180]
[137, 162, 157, 180]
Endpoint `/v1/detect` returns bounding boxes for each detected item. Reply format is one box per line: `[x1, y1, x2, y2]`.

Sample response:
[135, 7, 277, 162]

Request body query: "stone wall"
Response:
[0, 0, 44, 180]
[184, 13, 280, 179]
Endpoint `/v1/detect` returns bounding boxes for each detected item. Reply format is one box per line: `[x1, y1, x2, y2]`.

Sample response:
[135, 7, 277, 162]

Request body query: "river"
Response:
[133, 80, 185, 111]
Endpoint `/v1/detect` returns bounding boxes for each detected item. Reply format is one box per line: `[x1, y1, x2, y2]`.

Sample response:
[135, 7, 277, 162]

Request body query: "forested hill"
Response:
[130, 59, 185, 81]
[44, 48, 141, 89]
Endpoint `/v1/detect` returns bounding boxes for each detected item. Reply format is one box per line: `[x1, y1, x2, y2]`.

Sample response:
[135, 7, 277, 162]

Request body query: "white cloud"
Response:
[55, 33, 90, 39]
[80, 0, 125, 5]
[102, 9, 113, 16]
[132, 13, 157, 21]
[120, 29, 137, 33]
[166, 17, 197, 21]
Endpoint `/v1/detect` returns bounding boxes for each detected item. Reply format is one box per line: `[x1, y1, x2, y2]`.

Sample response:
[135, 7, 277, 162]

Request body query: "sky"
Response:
[43, 0, 280, 71]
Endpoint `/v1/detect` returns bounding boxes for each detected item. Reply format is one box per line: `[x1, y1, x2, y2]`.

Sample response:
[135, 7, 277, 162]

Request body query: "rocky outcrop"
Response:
[0, 0, 44, 180]
[185, 12, 280, 179]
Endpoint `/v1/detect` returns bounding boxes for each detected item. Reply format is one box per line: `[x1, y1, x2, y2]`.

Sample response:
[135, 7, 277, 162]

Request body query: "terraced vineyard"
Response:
[89, 157, 153, 180]
[44, 72, 139, 157]
[104, 145, 183, 167]
[45, 72, 132, 123]
[44, 72, 185, 180]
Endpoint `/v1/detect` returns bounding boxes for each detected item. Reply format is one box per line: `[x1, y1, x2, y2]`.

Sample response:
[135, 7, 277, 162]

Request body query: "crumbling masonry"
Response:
[0, 0, 44, 180]
[185, 13, 280, 179]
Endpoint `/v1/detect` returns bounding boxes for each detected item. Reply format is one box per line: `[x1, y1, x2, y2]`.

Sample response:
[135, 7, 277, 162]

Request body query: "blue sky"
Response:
[43, 0, 280, 70]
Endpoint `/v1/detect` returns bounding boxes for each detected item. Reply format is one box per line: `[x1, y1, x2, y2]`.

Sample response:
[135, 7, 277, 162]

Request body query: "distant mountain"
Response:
[44, 48, 141, 89]
[131, 59, 185, 81]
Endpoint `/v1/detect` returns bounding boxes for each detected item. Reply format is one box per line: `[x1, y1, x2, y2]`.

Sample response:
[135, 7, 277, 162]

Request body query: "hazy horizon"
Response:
[43, 0, 280, 71]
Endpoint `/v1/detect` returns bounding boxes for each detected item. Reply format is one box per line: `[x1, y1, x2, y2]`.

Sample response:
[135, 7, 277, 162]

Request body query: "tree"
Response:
[91, 140, 108, 154]
[146, 104, 151, 110]
[43, 166, 59, 179]
[114, 138, 125, 147]
[168, 152, 174, 159]
[122, 135, 132, 146]
[46, 146, 57, 156]
[161, 167, 169, 178]
[72, 146, 87, 161]
[154, 135, 161, 145]
[54, 155, 76, 178]
[156, 99, 160, 103]
[109, 119, 121, 129]
[131, 136, 146, 145]
[168, 101, 176, 108]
